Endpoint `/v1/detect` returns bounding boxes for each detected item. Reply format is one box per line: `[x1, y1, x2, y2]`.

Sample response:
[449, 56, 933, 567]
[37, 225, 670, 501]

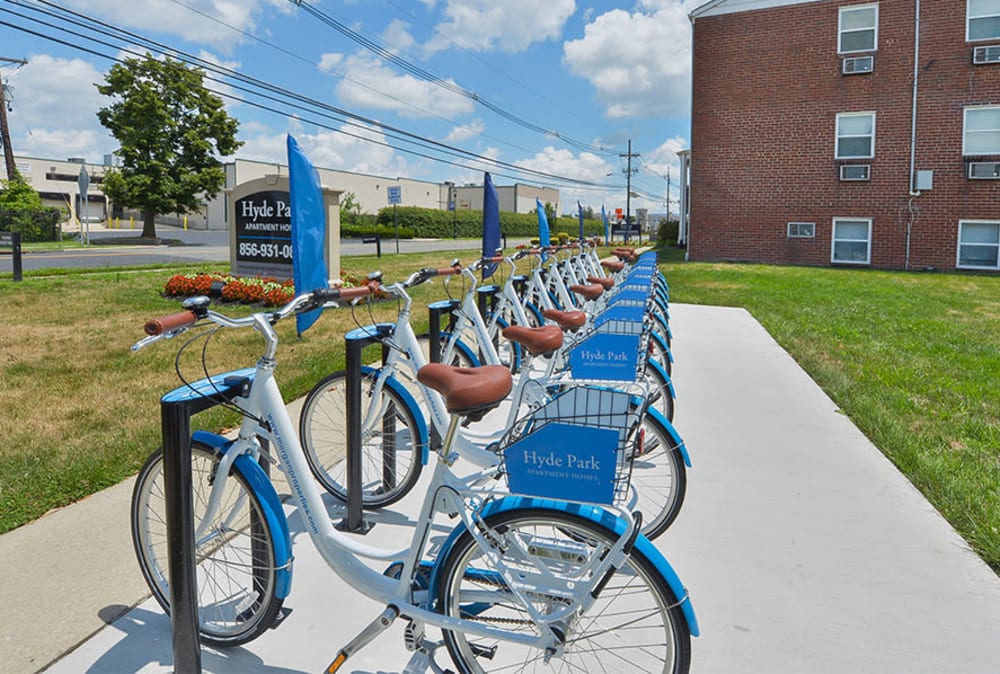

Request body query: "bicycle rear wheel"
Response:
[436, 508, 691, 673]
[299, 369, 424, 508]
[130, 443, 283, 646]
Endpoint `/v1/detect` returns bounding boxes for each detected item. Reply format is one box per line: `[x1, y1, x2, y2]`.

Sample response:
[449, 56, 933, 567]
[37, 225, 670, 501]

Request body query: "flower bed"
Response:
[164, 273, 295, 306]
[163, 272, 372, 307]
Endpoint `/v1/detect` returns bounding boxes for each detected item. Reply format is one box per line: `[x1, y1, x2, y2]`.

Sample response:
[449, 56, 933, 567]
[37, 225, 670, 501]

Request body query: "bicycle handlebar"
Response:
[135, 280, 382, 348]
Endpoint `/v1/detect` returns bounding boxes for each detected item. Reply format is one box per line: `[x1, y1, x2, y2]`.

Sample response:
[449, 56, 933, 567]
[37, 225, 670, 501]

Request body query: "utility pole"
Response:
[0, 57, 28, 183]
[620, 139, 640, 244]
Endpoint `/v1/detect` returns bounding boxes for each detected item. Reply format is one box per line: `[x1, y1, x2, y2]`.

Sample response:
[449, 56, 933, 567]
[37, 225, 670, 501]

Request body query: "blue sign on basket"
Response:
[569, 331, 641, 380]
[593, 303, 645, 329]
[504, 423, 619, 504]
[608, 290, 650, 307]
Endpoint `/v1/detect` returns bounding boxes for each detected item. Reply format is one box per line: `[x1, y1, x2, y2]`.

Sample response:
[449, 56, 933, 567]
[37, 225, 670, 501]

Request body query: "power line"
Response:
[1, 1, 617, 191]
[290, 0, 611, 155]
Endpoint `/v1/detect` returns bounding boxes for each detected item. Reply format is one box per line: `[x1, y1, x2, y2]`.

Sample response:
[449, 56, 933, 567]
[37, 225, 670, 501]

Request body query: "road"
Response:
[0, 226, 530, 274]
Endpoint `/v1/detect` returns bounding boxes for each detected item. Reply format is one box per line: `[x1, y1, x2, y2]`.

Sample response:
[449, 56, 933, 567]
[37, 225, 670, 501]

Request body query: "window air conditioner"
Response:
[840, 164, 870, 181]
[972, 45, 1000, 64]
[967, 161, 1000, 179]
[842, 55, 874, 74]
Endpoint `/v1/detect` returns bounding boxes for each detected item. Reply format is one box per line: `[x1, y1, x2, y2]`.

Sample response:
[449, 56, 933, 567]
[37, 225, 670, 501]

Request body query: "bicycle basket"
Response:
[499, 386, 644, 506]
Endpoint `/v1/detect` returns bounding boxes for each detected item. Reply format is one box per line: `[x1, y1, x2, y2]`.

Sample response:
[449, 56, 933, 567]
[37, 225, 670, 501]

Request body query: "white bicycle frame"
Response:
[143, 299, 644, 654]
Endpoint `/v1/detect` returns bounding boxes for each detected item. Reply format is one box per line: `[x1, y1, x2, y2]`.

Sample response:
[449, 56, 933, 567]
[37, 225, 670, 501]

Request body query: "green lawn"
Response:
[1, 251, 997, 573]
[660, 260, 1000, 572]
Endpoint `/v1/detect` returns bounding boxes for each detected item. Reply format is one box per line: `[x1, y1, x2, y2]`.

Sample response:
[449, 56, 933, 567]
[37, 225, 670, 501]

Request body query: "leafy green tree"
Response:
[339, 191, 363, 227]
[96, 54, 241, 239]
[0, 177, 60, 241]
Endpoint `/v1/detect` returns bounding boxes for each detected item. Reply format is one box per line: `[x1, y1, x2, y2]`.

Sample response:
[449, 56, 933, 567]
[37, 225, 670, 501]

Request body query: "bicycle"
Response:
[129, 284, 698, 672]
[298, 266, 690, 540]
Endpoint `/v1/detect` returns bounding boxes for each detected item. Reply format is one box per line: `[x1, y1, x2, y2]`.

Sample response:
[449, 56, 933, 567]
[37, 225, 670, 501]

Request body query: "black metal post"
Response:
[161, 402, 201, 674]
[161, 374, 251, 674]
[339, 327, 395, 533]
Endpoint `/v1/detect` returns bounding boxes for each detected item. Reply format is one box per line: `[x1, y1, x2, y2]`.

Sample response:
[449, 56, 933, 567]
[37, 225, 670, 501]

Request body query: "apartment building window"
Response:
[964, 106, 1000, 154]
[788, 222, 816, 238]
[957, 221, 1000, 269]
[831, 218, 872, 264]
[839, 4, 878, 52]
[968, 0, 1000, 41]
[836, 112, 876, 158]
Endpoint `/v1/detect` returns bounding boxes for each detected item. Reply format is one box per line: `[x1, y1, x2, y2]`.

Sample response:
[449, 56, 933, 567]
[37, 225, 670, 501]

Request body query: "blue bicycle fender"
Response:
[649, 330, 674, 364]
[190, 431, 294, 600]
[470, 497, 700, 637]
[493, 316, 522, 371]
[524, 301, 545, 327]
[359, 366, 431, 465]
[433, 333, 481, 367]
[646, 357, 677, 403]
[645, 408, 692, 469]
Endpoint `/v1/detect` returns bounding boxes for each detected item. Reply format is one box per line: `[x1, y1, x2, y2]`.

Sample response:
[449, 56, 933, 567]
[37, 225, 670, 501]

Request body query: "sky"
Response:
[1, 0, 705, 216]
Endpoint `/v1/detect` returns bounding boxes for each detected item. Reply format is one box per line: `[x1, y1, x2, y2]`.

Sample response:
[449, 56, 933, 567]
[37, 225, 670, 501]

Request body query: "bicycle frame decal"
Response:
[190, 430, 294, 599]
[503, 423, 619, 504]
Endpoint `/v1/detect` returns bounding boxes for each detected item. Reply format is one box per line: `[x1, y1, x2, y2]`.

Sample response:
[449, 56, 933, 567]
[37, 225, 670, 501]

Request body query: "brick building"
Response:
[686, 0, 1000, 271]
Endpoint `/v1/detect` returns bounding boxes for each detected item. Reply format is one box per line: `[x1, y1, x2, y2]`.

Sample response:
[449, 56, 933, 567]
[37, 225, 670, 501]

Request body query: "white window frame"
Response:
[839, 3, 879, 54]
[967, 0, 1000, 42]
[963, 105, 1000, 155]
[787, 222, 816, 238]
[957, 220, 1000, 269]
[831, 218, 872, 265]
[835, 112, 876, 159]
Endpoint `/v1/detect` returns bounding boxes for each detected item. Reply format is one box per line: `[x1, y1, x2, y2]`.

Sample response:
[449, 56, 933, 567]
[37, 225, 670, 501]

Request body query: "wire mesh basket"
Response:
[497, 385, 646, 506]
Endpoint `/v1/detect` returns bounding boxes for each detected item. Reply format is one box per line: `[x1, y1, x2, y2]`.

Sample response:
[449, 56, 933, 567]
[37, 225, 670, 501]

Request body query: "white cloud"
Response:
[334, 54, 473, 119]
[239, 120, 411, 178]
[563, 2, 691, 119]
[445, 119, 484, 144]
[514, 146, 620, 212]
[5, 55, 114, 162]
[425, 0, 576, 54]
[65, 0, 271, 52]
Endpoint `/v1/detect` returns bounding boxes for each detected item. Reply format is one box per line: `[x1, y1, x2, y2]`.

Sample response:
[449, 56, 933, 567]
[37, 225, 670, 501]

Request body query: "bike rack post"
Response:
[339, 326, 394, 533]
[427, 299, 459, 364]
[160, 374, 251, 674]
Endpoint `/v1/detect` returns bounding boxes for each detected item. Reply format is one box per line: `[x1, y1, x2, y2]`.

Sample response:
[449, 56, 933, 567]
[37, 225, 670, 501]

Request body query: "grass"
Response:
[659, 259, 1000, 572]
[1, 249, 998, 573]
[0, 252, 456, 534]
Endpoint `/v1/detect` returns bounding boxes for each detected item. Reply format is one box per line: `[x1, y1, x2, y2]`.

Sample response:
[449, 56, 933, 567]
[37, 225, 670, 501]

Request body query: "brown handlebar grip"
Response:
[486, 255, 505, 263]
[436, 267, 461, 276]
[144, 311, 197, 336]
[336, 283, 377, 300]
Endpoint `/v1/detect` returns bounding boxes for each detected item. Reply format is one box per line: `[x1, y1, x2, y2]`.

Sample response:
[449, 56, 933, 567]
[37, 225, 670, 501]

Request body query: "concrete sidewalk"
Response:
[3, 303, 998, 673]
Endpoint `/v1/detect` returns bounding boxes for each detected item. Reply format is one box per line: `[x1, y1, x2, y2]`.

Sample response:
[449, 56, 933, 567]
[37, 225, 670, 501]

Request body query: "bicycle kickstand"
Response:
[325, 605, 400, 673]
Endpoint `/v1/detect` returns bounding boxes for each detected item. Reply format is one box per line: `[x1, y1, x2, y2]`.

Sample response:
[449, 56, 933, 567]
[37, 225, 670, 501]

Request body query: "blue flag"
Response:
[481, 172, 501, 279]
[536, 198, 550, 248]
[601, 205, 609, 245]
[288, 134, 328, 336]
[577, 200, 585, 242]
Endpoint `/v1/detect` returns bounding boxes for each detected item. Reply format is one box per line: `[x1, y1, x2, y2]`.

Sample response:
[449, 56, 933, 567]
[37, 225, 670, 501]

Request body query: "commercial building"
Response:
[2, 155, 560, 232]
[686, 0, 1000, 271]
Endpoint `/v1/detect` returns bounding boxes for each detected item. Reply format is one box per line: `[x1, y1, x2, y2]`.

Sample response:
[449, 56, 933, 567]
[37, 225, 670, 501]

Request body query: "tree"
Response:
[339, 191, 363, 227]
[96, 54, 241, 239]
[0, 177, 61, 241]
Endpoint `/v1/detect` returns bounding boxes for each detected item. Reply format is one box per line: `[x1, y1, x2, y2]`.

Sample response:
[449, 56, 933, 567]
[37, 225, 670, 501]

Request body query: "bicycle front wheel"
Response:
[130, 443, 283, 646]
[299, 369, 424, 508]
[625, 412, 688, 540]
[437, 508, 692, 673]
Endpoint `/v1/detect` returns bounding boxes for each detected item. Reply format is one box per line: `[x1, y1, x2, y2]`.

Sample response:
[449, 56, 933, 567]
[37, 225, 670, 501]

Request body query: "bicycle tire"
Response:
[625, 412, 688, 540]
[436, 507, 692, 674]
[130, 443, 283, 646]
[643, 359, 675, 423]
[299, 369, 424, 508]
